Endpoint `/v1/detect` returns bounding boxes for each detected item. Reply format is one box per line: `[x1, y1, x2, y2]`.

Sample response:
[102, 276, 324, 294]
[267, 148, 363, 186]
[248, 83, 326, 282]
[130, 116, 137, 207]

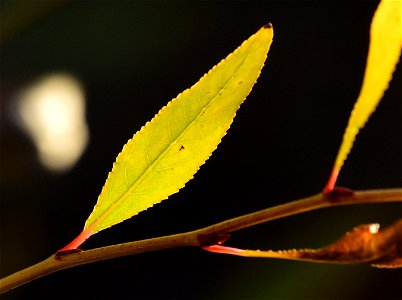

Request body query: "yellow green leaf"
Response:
[325, 0, 401, 192]
[61, 24, 274, 250]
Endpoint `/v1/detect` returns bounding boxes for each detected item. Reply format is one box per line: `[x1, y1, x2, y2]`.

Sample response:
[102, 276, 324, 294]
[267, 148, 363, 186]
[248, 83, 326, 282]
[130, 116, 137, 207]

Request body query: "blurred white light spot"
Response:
[16, 73, 89, 172]
[369, 224, 380, 234]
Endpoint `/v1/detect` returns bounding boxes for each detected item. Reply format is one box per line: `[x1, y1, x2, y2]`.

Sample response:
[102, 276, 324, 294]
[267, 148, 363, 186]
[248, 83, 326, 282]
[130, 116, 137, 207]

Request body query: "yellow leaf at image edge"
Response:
[325, 0, 402, 191]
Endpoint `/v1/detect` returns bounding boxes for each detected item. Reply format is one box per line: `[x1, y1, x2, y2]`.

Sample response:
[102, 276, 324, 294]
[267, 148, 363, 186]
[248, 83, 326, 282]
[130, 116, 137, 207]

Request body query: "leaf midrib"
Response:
[88, 45, 255, 232]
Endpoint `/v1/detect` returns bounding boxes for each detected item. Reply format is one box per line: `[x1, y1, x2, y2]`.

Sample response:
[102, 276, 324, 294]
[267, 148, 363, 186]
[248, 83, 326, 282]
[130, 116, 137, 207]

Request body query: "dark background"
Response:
[1, 1, 401, 299]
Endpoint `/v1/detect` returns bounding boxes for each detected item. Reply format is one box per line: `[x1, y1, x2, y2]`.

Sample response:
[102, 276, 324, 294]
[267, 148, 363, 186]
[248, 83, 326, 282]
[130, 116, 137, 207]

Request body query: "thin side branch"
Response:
[1, 188, 401, 294]
[197, 188, 402, 236]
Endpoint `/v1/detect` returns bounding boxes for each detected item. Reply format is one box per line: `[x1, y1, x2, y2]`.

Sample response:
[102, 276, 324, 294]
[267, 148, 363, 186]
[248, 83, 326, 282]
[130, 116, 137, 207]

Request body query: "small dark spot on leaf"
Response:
[238, 81, 243, 85]
[179, 145, 185, 151]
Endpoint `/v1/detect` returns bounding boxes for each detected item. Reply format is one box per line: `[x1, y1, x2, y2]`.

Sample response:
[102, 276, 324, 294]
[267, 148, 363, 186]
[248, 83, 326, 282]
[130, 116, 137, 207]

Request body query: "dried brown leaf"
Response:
[204, 219, 402, 267]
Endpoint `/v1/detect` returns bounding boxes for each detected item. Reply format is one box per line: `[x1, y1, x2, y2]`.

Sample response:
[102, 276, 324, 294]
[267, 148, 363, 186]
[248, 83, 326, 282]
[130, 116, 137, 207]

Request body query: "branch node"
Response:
[325, 186, 354, 201]
[198, 233, 231, 246]
[55, 249, 82, 260]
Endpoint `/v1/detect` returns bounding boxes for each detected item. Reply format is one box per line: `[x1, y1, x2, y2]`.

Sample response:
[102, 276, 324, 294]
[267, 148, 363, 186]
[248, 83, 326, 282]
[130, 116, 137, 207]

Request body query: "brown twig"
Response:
[1, 187, 401, 294]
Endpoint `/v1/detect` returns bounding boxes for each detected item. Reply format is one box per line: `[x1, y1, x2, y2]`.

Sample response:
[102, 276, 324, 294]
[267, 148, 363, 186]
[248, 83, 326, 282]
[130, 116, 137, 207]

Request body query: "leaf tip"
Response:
[263, 22, 273, 29]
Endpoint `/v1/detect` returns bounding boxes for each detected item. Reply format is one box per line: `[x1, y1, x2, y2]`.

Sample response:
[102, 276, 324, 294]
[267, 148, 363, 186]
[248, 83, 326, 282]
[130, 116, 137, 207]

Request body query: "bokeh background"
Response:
[1, 1, 401, 299]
